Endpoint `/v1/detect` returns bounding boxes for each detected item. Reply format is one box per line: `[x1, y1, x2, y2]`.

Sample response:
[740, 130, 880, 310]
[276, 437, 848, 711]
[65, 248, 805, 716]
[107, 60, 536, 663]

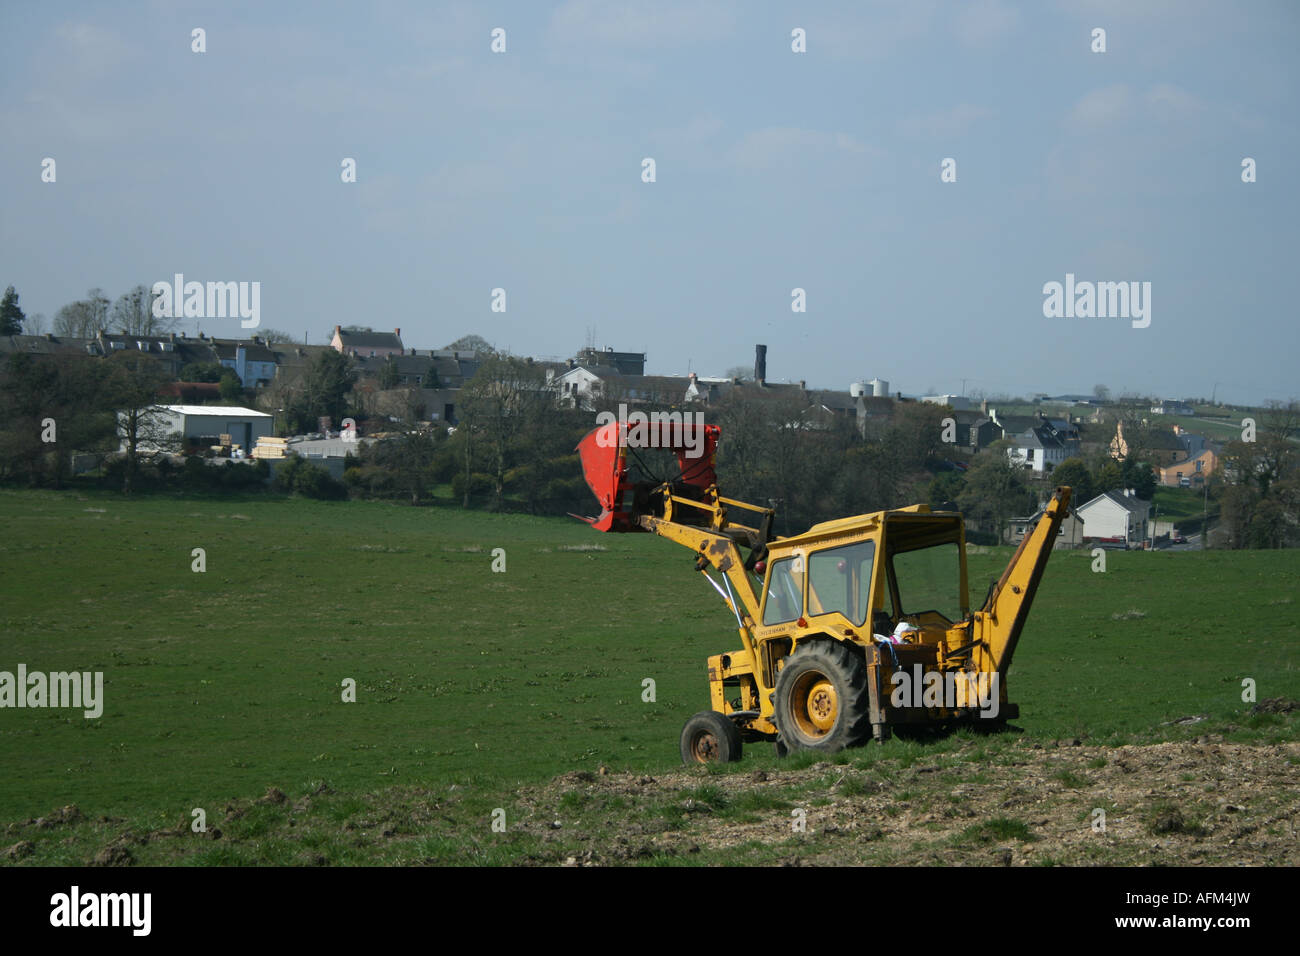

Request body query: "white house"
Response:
[551, 364, 620, 410]
[1006, 425, 1069, 473]
[1074, 490, 1151, 546]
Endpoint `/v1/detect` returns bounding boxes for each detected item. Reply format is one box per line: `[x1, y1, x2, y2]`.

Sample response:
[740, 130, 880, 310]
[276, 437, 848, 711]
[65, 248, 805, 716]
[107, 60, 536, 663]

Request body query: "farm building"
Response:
[122, 404, 274, 454]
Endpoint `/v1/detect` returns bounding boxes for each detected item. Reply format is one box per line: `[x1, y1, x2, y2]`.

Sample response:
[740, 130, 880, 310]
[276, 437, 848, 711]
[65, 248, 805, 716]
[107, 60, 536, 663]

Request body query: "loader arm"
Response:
[970, 486, 1072, 677]
[573, 420, 775, 672]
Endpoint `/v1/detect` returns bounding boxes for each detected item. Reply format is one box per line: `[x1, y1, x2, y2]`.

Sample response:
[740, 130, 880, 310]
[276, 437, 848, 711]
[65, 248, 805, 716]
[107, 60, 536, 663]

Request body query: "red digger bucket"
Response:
[574, 419, 720, 531]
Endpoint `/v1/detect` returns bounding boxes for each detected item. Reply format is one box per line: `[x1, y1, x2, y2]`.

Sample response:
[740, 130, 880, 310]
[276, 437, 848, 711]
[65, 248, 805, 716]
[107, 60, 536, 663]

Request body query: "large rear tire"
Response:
[773, 639, 872, 754]
[680, 711, 743, 765]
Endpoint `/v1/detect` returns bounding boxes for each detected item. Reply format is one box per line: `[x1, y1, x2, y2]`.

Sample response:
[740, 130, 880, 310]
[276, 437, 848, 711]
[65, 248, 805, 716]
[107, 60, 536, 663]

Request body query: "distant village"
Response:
[1, 322, 1292, 551]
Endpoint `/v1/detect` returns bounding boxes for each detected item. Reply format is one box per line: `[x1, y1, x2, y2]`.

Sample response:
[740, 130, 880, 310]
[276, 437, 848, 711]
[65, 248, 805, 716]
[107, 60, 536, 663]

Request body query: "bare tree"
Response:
[87, 288, 109, 332]
[111, 285, 173, 335]
[458, 356, 551, 510]
[54, 301, 96, 337]
[106, 352, 178, 494]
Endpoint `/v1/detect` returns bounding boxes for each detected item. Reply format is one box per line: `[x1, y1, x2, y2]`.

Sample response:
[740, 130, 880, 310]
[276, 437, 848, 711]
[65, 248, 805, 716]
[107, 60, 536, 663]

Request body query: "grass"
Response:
[957, 817, 1036, 844]
[0, 487, 1297, 865]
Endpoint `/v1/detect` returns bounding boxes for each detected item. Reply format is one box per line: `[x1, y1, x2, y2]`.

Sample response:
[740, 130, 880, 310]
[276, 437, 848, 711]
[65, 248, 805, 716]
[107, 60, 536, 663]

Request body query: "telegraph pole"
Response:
[1202, 478, 1209, 550]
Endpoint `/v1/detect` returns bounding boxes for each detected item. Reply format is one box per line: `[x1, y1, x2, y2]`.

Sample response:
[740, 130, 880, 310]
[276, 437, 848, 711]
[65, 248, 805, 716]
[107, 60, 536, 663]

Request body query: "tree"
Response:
[24, 312, 47, 335]
[179, 361, 226, 383]
[928, 470, 966, 510]
[0, 286, 26, 335]
[445, 334, 496, 355]
[87, 288, 109, 333]
[0, 352, 120, 486]
[1094, 459, 1123, 494]
[288, 349, 355, 432]
[53, 289, 110, 337]
[724, 366, 751, 382]
[1120, 457, 1156, 500]
[54, 300, 96, 337]
[379, 356, 400, 389]
[377, 427, 442, 505]
[457, 355, 551, 510]
[258, 328, 300, 344]
[1050, 457, 1094, 504]
[1217, 400, 1300, 548]
[957, 446, 1037, 543]
[110, 285, 172, 335]
[105, 352, 177, 494]
[218, 370, 243, 402]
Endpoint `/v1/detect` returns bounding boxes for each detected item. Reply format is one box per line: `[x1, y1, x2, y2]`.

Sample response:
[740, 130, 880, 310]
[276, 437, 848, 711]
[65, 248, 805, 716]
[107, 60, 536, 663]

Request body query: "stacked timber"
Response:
[252, 436, 289, 460]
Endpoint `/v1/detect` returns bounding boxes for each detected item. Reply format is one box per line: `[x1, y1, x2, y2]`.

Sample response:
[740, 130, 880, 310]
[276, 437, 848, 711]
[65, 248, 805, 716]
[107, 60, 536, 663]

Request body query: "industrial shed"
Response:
[124, 405, 274, 453]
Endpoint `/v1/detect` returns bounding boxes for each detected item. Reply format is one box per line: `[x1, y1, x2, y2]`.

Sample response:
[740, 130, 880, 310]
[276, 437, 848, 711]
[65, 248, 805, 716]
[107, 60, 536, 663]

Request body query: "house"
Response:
[1171, 424, 1209, 457]
[1008, 506, 1086, 549]
[330, 326, 404, 359]
[1150, 399, 1195, 416]
[609, 374, 699, 405]
[574, 347, 645, 376]
[1110, 421, 1187, 466]
[1159, 447, 1219, 488]
[85, 330, 202, 378]
[1074, 490, 1152, 547]
[551, 363, 623, 409]
[212, 339, 278, 386]
[945, 410, 1000, 453]
[920, 394, 972, 411]
[1006, 425, 1069, 473]
[0, 333, 92, 358]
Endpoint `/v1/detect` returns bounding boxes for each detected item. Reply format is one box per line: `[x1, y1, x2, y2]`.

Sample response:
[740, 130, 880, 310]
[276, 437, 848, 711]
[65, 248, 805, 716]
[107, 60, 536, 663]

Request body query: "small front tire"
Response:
[680, 711, 743, 765]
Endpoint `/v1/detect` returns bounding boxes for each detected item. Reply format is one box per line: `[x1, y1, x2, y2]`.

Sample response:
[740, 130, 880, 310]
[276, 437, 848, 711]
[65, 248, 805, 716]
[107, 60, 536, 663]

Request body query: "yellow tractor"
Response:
[576, 419, 1071, 763]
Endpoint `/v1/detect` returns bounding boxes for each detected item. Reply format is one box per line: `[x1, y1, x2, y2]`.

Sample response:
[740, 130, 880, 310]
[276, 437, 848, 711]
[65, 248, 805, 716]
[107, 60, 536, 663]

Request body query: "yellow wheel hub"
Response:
[806, 680, 838, 731]
[790, 671, 839, 738]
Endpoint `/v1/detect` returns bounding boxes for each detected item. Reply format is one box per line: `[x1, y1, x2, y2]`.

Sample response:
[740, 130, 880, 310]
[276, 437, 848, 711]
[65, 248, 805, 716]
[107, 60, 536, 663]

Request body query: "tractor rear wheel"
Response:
[680, 711, 743, 765]
[773, 639, 872, 754]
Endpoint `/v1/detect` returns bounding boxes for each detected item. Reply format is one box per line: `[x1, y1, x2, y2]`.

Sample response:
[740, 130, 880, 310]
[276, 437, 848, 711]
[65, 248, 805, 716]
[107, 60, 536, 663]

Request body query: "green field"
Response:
[1, 489, 1297, 864]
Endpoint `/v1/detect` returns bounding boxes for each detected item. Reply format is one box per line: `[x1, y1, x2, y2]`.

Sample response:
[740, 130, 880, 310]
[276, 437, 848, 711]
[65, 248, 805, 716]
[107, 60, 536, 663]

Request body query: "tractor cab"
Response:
[755, 506, 969, 647]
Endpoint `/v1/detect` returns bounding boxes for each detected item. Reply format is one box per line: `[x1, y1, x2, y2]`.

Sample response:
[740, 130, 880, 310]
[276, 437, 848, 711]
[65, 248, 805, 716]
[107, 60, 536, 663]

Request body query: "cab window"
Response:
[761, 556, 804, 626]
[807, 541, 876, 627]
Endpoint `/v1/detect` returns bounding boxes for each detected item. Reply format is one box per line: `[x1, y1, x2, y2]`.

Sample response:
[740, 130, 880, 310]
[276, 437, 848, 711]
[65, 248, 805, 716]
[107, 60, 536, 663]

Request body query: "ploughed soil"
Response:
[5, 725, 1298, 867]
[514, 736, 1300, 866]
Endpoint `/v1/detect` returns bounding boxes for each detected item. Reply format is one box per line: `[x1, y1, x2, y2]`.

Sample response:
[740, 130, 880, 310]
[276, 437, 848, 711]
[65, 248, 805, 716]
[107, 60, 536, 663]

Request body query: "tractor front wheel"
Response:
[680, 711, 743, 765]
[773, 639, 872, 755]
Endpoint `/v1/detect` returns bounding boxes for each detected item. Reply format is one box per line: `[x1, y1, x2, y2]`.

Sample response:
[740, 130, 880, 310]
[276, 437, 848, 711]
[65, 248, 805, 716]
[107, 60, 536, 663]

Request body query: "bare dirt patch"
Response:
[510, 739, 1300, 866]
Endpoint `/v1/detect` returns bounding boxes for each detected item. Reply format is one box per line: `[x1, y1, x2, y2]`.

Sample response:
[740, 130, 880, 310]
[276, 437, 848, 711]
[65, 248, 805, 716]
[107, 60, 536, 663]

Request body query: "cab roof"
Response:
[767, 506, 964, 552]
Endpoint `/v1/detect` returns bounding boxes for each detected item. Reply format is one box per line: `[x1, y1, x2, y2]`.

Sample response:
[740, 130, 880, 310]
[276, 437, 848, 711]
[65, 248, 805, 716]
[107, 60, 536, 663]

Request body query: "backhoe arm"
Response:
[971, 487, 1072, 677]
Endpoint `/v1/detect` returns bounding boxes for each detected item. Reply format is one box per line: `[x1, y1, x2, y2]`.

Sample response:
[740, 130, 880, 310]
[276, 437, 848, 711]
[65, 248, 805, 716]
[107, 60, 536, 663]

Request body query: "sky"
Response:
[2, 0, 1298, 407]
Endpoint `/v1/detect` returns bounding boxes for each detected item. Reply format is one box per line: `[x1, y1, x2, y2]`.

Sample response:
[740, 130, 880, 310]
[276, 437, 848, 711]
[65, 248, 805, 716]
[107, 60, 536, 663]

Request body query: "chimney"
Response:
[688, 372, 697, 381]
[45, 333, 54, 341]
[333, 325, 341, 338]
[395, 327, 401, 338]
[799, 379, 806, 390]
[980, 399, 988, 415]
[754, 344, 767, 386]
